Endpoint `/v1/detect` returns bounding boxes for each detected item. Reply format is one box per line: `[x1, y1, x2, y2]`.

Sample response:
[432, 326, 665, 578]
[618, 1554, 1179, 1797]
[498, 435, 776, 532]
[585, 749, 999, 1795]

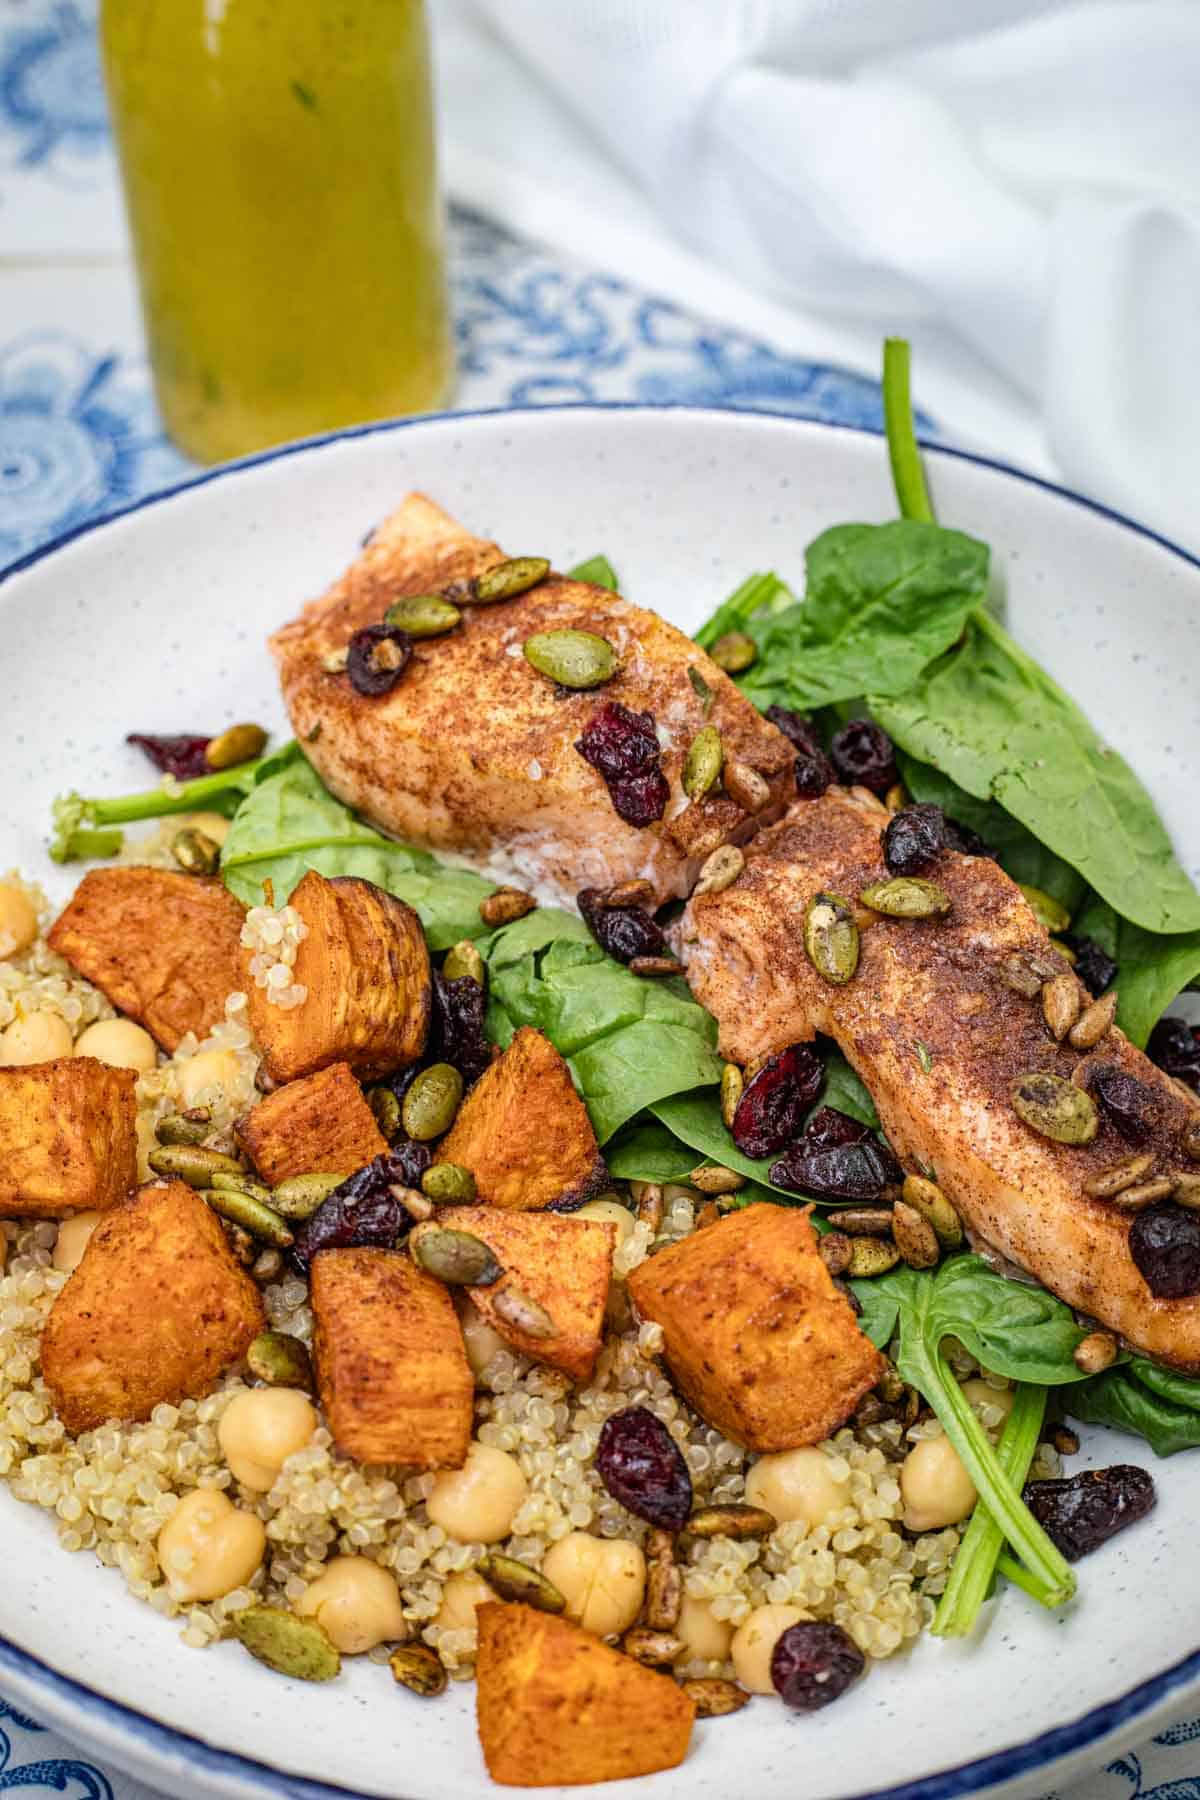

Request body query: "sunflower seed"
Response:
[688, 1164, 745, 1195]
[479, 887, 537, 928]
[825, 1207, 894, 1236]
[635, 1181, 665, 1232]
[629, 955, 680, 977]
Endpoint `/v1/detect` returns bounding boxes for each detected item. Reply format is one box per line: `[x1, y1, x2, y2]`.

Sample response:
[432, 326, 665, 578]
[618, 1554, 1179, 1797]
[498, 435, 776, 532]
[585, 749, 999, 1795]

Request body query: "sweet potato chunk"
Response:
[627, 1202, 884, 1452]
[438, 1027, 604, 1211]
[47, 868, 245, 1053]
[244, 871, 430, 1084]
[235, 1062, 386, 1184]
[475, 1603, 694, 1787]
[41, 1180, 264, 1434]
[0, 1057, 137, 1219]
[311, 1248, 471, 1468]
[442, 1208, 615, 1382]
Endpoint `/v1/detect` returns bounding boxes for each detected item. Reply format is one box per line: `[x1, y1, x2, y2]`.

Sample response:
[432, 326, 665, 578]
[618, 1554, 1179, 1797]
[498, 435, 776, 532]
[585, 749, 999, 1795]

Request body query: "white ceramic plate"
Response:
[2, 405, 1200, 1800]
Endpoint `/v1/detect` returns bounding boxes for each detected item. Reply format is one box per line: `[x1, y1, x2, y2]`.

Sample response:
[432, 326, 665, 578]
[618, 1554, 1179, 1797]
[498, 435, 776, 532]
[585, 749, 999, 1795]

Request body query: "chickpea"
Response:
[179, 811, 231, 847]
[0, 1010, 73, 1067]
[52, 1211, 102, 1274]
[156, 1487, 266, 1603]
[74, 1018, 158, 1074]
[458, 1296, 506, 1378]
[297, 1555, 406, 1654]
[426, 1442, 527, 1544]
[730, 1604, 804, 1695]
[541, 1531, 646, 1638]
[962, 1378, 1015, 1432]
[744, 1447, 849, 1529]
[176, 1048, 241, 1108]
[673, 1594, 733, 1664]
[218, 1388, 317, 1492]
[901, 1433, 977, 1531]
[435, 1570, 496, 1634]
[575, 1197, 636, 1248]
[0, 883, 38, 961]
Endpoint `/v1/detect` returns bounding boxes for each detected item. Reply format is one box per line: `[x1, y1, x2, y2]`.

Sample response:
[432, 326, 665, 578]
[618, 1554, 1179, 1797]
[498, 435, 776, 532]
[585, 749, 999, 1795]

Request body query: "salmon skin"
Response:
[270, 494, 794, 907]
[677, 788, 1200, 1370]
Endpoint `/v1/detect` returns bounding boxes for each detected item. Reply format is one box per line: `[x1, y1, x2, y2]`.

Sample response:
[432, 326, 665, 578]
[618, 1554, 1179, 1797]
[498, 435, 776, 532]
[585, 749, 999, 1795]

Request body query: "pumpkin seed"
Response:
[719, 1063, 744, 1129]
[384, 594, 461, 638]
[709, 631, 757, 674]
[682, 1677, 751, 1718]
[479, 887, 536, 927]
[687, 665, 715, 713]
[442, 939, 485, 985]
[206, 722, 268, 772]
[629, 955, 681, 977]
[1069, 991, 1118, 1050]
[1173, 1172, 1200, 1209]
[1019, 885, 1072, 934]
[155, 1110, 211, 1148]
[402, 1063, 464, 1141]
[1041, 974, 1082, 1043]
[471, 556, 550, 604]
[1110, 1176, 1175, 1210]
[1183, 1118, 1200, 1163]
[847, 1237, 902, 1278]
[636, 1182, 665, 1232]
[271, 1171, 346, 1219]
[389, 1643, 447, 1696]
[692, 844, 744, 899]
[478, 1552, 566, 1613]
[493, 1284, 558, 1339]
[321, 647, 349, 674]
[420, 1162, 477, 1205]
[1011, 1071, 1099, 1145]
[232, 1606, 340, 1682]
[1073, 1330, 1118, 1375]
[211, 1169, 275, 1207]
[622, 1628, 684, 1666]
[858, 877, 952, 920]
[206, 1184, 294, 1247]
[686, 1504, 776, 1540]
[409, 1224, 502, 1287]
[1084, 1153, 1156, 1198]
[901, 1174, 963, 1248]
[1050, 937, 1078, 965]
[247, 1330, 314, 1390]
[600, 879, 655, 909]
[818, 1231, 853, 1276]
[682, 725, 724, 801]
[891, 1199, 940, 1270]
[171, 827, 221, 876]
[884, 783, 908, 814]
[914, 1039, 934, 1073]
[148, 1144, 245, 1188]
[644, 1532, 682, 1629]
[523, 629, 617, 689]
[688, 1163, 745, 1195]
[803, 892, 860, 985]
[826, 1206, 894, 1237]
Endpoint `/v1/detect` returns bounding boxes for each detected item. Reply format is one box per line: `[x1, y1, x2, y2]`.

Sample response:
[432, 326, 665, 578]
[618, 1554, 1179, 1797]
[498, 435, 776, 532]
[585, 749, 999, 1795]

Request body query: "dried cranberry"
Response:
[578, 888, 667, 964]
[770, 1140, 900, 1202]
[611, 769, 671, 827]
[942, 816, 994, 858]
[793, 752, 834, 799]
[431, 973, 492, 1088]
[730, 1045, 824, 1159]
[766, 705, 823, 759]
[384, 1135, 434, 1190]
[1068, 936, 1119, 998]
[595, 1405, 692, 1530]
[1090, 1064, 1164, 1146]
[801, 1106, 876, 1151]
[291, 1148, 426, 1271]
[126, 733, 212, 780]
[576, 703, 669, 827]
[1022, 1466, 1155, 1561]
[1147, 1016, 1200, 1090]
[346, 623, 412, 696]
[829, 721, 897, 795]
[770, 1621, 864, 1711]
[883, 804, 946, 876]
[1130, 1203, 1200, 1299]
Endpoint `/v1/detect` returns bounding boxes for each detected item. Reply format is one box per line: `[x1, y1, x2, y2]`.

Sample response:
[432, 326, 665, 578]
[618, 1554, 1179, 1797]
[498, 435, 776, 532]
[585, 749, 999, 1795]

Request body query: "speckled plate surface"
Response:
[1, 404, 1199, 1800]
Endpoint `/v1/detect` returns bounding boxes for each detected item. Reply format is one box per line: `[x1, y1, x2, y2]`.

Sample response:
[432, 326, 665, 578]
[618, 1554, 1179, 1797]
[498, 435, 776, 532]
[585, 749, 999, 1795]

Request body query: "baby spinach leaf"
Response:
[566, 553, 619, 590]
[1071, 891, 1200, 1050]
[694, 572, 796, 652]
[605, 1117, 700, 1183]
[1066, 1360, 1200, 1457]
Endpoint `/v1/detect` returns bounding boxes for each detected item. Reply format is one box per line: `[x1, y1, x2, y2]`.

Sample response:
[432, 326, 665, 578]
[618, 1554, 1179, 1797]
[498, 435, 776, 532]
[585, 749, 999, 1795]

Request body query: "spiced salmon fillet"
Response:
[676, 788, 1200, 1369]
[269, 495, 794, 906]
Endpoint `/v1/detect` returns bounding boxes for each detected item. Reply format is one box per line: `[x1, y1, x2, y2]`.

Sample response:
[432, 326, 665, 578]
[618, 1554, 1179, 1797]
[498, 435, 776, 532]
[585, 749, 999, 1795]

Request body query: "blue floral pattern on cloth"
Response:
[0, 1701, 113, 1798]
[0, 1, 106, 178]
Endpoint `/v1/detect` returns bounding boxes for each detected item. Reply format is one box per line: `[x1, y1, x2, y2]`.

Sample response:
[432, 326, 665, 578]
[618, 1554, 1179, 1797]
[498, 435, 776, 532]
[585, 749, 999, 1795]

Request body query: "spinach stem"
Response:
[996, 1551, 1055, 1605]
[882, 338, 935, 525]
[88, 760, 268, 824]
[931, 1382, 1047, 1637]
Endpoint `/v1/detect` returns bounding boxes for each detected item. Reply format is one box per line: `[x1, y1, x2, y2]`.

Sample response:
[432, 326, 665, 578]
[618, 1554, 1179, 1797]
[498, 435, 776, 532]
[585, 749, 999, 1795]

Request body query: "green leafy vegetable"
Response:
[694, 572, 795, 652]
[1066, 1358, 1200, 1456]
[1071, 890, 1200, 1050]
[605, 1117, 700, 1184]
[566, 554, 620, 590]
[50, 755, 268, 863]
[932, 1382, 1048, 1638]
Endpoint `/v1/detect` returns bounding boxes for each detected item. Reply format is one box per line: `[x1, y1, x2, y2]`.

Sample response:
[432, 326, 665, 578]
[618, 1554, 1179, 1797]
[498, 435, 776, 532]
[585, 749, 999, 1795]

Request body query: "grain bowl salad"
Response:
[3, 342, 1200, 1789]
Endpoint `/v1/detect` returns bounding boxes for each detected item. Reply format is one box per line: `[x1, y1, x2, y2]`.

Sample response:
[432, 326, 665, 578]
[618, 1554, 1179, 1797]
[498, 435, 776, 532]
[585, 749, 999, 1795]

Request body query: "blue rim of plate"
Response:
[2, 398, 1200, 1800]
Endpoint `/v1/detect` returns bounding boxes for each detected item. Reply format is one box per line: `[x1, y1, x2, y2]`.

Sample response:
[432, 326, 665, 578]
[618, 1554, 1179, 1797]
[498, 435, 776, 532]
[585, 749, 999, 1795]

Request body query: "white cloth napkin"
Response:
[434, 0, 1200, 550]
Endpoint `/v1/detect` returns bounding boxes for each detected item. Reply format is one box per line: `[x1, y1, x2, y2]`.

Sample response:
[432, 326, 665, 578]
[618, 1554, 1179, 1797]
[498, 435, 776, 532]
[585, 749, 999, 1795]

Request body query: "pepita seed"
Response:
[858, 877, 952, 920]
[270, 1171, 346, 1219]
[211, 1169, 275, 1207]
[477, 1552, 566, 1613]
[420, 1162, 477, 1205]
[479, 887, 536, 928]
[1183, 1118, 1200, 1163]
[409, 1225, 502, 1287]
[682, 725, 724, 801]
[891, 1199, 940, 1270]
[884, 783, 908, 814]
[206, 1185, 294, 1247]
[682, 1677, 751, 1718]
[826, 1207, 894, 1236]
[247, 1330, 314, 1390]
[686, 1504, 776, 1540]
[321, 647, 349, 673]
[389, 1644, 447, 1696]
[523, 629, 617, 689]
[471, 556, 550, 605]
[803, 892, 860, 986]
[1041, 974, 1082, 1043]
[710, 631, 757, 674]
[1083, 1153, 1156, 1199]
[1050, 937, 1078, 964]
[688, 665, 715, 713]
[901, 1174, 963, 1248]
[383, 594, 461, 637]
[155, 1111, 211, 1147]
[1173, 1171, 1200, 1209]
[443, 939, 485, 985]
[692, 844, 744, 898]
[171, 828, 221, 876]
[1010, 1071, 1099, 1146]
[818, 1231, 853, 1276]
[1110, 1176, 1175, 1210]
[493, 1284, 558, 1339]
[629, 955, 681, 977]
[232, 1606, 339, 1682]
[206, 722, 268, 772]
[1019, 884, 1072, 934]
[622, 1628, 684, 1666]
[720, 1063, 744, 1129]
[695, 1200, 721, 1230]
[402, 1063, 464, 1141]
[390, 1183, 434, 1222]
[635, 1181, 665, 1232]
[723, 761, 771, 814]
[1069, 991, 1119, 1050]
[688, 1164, 745, 1195]
[847, 1237, 902, 1278]
[1073, 1330, 1118, 1375]
[148, 1144, 245, 1188]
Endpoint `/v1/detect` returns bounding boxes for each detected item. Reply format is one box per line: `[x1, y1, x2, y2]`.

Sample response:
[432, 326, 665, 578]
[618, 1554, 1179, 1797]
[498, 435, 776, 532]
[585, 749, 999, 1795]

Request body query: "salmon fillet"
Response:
[269, 495, 794, 906]
[676, 788, 1200, 1369]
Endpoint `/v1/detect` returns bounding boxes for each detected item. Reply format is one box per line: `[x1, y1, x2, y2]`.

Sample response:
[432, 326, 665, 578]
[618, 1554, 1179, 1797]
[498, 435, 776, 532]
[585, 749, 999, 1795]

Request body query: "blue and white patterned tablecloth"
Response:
[2, 6, 1199, 1799]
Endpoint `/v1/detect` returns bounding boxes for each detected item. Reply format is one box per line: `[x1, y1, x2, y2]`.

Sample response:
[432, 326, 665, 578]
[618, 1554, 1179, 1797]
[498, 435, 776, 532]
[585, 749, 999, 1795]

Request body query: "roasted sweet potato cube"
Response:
[475, 1602, 695, 1787]
[47, 867, 246, 1053]
[244, 871, 430, 1084]
[441, 1207, 615, 1382]
[41, 1180, 264, 1434]
[235, 1061, 386, 1184]
[438, 1027, 604, 1211]
[0, 1057, 137, 1219]
[311, 1247, 471, 1468]
[627, 1202, 884, 1452]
